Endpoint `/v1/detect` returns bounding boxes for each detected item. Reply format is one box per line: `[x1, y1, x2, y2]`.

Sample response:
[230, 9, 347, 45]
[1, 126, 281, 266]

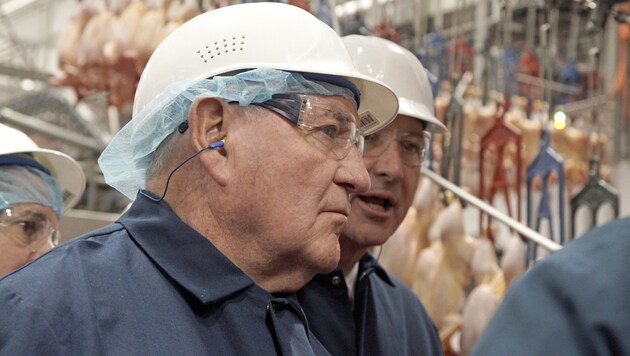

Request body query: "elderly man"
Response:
[297, 35, 447, 356]
[0, 123, 85, 277]
[0, 3, 398, 355]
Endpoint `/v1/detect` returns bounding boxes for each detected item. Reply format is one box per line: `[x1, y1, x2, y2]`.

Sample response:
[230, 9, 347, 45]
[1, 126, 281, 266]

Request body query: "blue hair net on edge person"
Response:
[0, 165, 63, 218]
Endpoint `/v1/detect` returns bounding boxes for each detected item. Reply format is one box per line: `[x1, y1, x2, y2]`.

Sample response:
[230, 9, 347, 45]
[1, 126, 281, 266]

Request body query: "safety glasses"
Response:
[363, 126, 430, 167]
[254, 93, 364, 159]
[0, 205, 59, 253]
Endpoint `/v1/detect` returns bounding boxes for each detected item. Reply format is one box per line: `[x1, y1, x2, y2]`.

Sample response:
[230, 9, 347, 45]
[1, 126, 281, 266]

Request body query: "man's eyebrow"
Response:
[329, 109, 356, 125]
[400, 131, 426, 138]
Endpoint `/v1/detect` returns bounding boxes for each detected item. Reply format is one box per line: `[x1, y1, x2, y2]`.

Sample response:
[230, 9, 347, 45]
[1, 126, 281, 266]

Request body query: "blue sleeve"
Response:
[472, 219, 630, 356]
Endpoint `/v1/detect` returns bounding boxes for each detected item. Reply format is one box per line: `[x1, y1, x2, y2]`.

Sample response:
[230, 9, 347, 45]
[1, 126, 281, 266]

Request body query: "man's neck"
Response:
[338, 236, 369, 275]
[158, 175, 321, 294]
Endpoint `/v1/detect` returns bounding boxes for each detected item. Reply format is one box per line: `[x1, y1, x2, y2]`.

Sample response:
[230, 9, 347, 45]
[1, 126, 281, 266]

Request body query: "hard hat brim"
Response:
[399, 97, 448, 134]
[19, 148, 85, 212]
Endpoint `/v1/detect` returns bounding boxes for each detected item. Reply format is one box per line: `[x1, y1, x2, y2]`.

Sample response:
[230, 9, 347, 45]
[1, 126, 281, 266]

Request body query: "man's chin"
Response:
[343, 223, 394, 247]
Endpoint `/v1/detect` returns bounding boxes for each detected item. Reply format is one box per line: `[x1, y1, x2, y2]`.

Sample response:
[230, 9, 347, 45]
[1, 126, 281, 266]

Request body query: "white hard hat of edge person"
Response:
[0, 123, 86, 212]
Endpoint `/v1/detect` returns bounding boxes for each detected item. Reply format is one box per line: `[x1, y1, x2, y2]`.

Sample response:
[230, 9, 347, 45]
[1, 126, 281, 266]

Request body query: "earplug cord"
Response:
[358, 245, 383, 282]
[141, 137, 226, 203]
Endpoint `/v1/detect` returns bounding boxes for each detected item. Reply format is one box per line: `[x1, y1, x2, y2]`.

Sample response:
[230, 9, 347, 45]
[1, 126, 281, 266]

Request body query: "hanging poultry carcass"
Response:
[379, 177, 441, 287]
[444, 88, 612, 201]
[459, 238, 505, 356]
[505, 96, 542, 169]
[52, 0, 139, 108]
[76, 2, 116, 70]
[412, 177, 442, 253]
[104, 0, 147, 64]
[52, 0, 105, 98]
[103, 0, 150, 110]
[459, 231, 527, 355]
[151, 0, 202, 54]
[500, 233, 527, 288]
[459, 90, 498, 195]
[412, 200, 478, 343]
[379, 207, 420, 287]
[57, 0, 103, 69]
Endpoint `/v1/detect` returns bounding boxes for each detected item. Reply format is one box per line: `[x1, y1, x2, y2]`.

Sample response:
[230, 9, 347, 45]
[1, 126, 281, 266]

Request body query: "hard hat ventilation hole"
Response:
[197, 35, 246, 63]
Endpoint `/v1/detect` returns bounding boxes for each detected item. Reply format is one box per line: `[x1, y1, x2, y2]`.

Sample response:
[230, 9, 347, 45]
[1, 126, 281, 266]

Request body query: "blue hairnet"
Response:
[99, 68, 358, 200]
[0, 165, 63, 218]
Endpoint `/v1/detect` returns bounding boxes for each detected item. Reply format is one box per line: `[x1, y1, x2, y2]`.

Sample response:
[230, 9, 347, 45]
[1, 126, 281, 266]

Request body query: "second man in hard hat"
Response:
[297, 35, 447, 356]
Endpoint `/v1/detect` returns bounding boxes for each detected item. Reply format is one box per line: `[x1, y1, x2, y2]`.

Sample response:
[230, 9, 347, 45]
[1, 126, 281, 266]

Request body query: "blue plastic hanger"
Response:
[525, 128, 565, 263]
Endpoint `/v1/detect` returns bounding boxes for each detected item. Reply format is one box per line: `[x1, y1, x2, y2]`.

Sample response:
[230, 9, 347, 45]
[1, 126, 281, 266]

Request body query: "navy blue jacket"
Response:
[473, 217, 630, 356]
[0, 192, 329, 356]
[297, 253, 442, 356]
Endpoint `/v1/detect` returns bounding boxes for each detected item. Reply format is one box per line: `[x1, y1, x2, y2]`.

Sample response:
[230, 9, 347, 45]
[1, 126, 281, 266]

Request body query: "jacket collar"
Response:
[118, 191, 257, 305]
[315, 252, 395, 288]
[356, 252, 395, 287]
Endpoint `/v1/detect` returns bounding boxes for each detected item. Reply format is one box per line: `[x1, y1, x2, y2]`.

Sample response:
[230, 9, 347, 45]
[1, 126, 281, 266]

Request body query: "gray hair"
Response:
[144, 104, 264, 181]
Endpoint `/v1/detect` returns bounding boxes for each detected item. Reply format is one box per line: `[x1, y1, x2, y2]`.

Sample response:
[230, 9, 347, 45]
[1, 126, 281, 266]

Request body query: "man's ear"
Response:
[188, 97, 228, 150]
[187, 97, 230, 186]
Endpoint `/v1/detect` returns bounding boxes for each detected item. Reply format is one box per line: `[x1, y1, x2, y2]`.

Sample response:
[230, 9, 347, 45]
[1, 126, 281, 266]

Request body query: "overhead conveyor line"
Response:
[0, 107, 107, 153]
[421, 167, 563, 253]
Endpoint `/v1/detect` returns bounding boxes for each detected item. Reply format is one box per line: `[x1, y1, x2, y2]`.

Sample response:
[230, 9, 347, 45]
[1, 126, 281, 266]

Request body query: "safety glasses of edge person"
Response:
[363, 125, 430, 167]
[0, 204, 59, 253]
[254, 93, 364, 159]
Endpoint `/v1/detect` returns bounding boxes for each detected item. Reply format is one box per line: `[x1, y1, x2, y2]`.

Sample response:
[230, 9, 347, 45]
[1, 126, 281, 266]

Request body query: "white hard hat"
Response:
[0, 124, 86, 212]
[133, 2, 398, 135]
[342, 35, 448, 134]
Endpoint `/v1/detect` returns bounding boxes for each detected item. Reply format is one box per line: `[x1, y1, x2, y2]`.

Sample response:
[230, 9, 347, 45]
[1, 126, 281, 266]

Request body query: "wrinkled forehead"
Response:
[384, 114, 426, 135]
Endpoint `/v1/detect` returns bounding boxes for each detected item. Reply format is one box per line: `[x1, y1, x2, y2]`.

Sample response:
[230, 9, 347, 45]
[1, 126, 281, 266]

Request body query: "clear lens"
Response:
[356, 135, 364, 156]
[0, 205, 58, 253]
[363, 127, 429, 166]
[255, 94, 364, 159]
